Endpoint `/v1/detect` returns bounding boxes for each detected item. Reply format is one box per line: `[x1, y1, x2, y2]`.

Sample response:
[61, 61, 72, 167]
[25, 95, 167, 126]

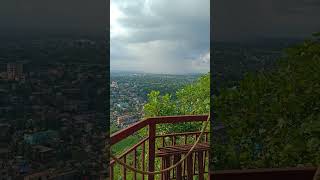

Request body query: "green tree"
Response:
[144, 91, 177, 117]
[212, 34, 320, 169]
[144, 73, 210, 133]
[176, 74, 210, 115]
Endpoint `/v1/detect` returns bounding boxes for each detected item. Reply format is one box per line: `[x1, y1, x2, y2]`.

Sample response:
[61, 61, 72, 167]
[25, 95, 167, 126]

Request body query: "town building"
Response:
[7, 63, 24, 81]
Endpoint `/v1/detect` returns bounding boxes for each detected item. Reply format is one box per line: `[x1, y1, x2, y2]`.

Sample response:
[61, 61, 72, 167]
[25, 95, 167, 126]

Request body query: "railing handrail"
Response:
[211, 167, 317, 174]
[110, 137, 149, 165]
[111, 118, 149, 145]
[110, 115, 209, 180]
[155, 131, 209, 137]
[210, 167, 318, 180]
[111, 115, 208, 145]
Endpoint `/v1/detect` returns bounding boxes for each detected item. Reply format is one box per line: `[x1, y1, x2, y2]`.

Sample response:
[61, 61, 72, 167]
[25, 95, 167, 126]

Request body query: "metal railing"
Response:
[110, 115, 209, 180]
[110, 115, 318, 180]
[210, 167, 318, 180]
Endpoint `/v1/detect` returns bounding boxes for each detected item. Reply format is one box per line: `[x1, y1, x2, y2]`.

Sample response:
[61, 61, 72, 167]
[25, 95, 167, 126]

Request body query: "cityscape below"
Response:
[0, 37, 305, 179]
[0, 38, 108, 179]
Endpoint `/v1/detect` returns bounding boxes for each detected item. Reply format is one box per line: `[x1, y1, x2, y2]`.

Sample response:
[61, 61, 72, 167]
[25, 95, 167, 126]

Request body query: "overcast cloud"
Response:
[0, 0, 107, 37]
[110, 0, 210, 74]
[213, 0, 320, 42]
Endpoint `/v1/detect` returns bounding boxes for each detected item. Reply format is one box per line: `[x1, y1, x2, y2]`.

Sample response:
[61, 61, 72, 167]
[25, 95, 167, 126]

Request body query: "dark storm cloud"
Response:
[213, 0, 320, 42]
[111, 0, 210, 74]
[115, 0, 209, 44]
[0, 0, 107, 37]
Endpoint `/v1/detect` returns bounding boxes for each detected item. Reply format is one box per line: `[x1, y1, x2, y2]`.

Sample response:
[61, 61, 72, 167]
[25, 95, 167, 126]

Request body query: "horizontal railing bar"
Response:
[150, 115, 208, 124]
[110, 115, 210, 180]
[210, 167, 317, 180]
[211, 167, 317, 174]
[111, 119, 150, 145]
[110, 137, 149, 165]
[111, 115, 209, 145]
[155, 131, 209, 138]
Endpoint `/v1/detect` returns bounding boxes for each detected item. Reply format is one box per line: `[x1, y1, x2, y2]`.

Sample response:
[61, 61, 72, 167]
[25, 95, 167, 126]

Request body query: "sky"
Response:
[0, 0, 107, 37]
[1, 0, 319, 72]
[213, 0, 320, 42]
[110, 0, 210, 74]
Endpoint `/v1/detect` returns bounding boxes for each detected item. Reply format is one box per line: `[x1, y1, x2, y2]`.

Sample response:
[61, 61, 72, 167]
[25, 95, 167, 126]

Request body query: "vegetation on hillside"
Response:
[111, 33, 320, 175]
[143, 73, 210, 133]
[212, 34, 320, 169]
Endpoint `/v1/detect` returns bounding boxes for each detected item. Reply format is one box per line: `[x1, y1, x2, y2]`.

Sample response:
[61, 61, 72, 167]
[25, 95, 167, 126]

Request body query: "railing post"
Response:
[148, 120, 156, 180]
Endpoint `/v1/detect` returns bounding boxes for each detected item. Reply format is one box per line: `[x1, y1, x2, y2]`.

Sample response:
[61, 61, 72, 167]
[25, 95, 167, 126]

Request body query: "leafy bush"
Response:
[212, 34, 320, 169]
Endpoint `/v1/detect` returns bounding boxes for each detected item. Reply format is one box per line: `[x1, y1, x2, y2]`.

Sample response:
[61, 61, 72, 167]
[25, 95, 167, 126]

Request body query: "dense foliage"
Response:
[212, 34, 320, 169]
[144, 73, 210, 133]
